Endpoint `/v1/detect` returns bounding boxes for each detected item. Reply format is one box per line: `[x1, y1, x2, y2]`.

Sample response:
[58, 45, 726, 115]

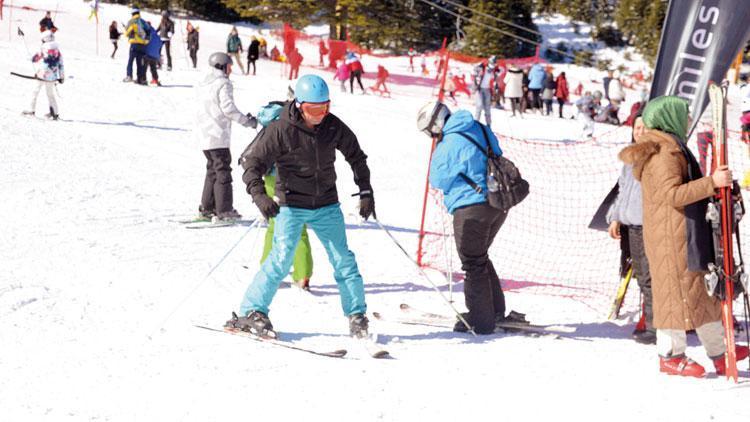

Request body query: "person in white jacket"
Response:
[195, 52, 257, 221]
[23, 31, 64, 120]
[503, 64, 524, 117]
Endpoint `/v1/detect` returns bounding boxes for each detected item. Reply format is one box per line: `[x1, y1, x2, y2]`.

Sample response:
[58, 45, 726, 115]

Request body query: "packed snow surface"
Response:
[1, 2, 748, 421]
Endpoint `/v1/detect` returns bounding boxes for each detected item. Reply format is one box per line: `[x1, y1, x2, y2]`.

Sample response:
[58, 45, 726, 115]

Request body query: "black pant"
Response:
[453, 203, 508, 334]
[509, 98, 521, 116]
[557, 98, 565, 118]
[350, 70, 364, 93]
[111, 41, 118, 58]
[627, 226, 654, 331]
[201, 149, 233, 215]
[189, 48, 198, 68]
[544, 99, 553, 115]
[160, 40, 172, 69]
[530, 88, 541, 110]
[145, 57, 158, 81]
[247, 57, 256, 75]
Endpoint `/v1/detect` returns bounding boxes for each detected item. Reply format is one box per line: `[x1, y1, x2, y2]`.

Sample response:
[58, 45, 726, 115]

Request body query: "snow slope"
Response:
[1, 2, 749, 421]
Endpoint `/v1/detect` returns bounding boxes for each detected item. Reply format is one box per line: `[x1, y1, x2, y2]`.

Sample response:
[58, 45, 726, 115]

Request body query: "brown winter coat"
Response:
[619, 130, 722, 330]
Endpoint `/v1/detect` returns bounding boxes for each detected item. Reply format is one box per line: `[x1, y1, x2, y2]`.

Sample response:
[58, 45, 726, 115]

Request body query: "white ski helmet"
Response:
[41, 30, 54, 43]
[417, 101, 451, 137]
[208, 52, 233, 70]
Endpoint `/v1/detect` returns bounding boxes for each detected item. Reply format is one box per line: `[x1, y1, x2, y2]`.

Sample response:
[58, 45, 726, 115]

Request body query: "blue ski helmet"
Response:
[295, 75, 330, 103]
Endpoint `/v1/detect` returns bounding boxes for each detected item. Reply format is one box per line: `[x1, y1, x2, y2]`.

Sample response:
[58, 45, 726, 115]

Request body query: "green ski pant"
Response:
[260, 174, 313, 281]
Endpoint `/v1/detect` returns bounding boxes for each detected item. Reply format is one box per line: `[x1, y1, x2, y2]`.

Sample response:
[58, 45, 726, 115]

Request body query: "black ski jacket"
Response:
[240, 101, 371, 209]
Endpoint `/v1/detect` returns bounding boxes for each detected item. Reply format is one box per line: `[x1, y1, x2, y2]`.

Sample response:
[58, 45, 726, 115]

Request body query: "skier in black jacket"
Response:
[231, 74, 374, 339]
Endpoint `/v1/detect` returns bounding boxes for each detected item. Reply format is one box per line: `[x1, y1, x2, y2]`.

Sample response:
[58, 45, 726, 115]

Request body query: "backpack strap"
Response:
[452, 125, 492, 194]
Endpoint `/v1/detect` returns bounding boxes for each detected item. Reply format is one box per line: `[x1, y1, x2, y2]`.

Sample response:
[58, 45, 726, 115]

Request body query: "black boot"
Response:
[45, 107, 59, 120]
[225, 311, 275, 338]
[349, 313, 369, 338]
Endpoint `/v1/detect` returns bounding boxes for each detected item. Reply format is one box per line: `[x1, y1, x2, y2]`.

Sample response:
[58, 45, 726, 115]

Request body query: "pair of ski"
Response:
[375, 303, 580, 340]
[705, 82, 750, 382]
[194, 325, 389, 359]
[172, 216, 256, 229]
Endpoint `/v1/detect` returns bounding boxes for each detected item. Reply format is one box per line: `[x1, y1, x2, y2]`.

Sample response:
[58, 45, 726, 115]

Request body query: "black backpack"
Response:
[455, 124, 529, 212]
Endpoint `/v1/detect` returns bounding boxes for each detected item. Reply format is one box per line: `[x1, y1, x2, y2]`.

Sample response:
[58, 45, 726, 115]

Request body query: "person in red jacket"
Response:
[346, 53, 365, 94]
[318, 40, 328, 67]
[371, 65, 390, 95]
[554, 72, 569, 118]
[288, 47, 303, 80]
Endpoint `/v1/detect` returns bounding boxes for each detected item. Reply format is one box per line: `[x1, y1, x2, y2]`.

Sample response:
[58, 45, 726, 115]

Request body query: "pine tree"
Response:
[462, 0, 539, 58]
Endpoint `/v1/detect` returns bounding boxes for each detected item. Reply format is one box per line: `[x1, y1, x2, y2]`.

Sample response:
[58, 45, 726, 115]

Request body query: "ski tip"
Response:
[399, 303, 410, 310]
[371, 350, 390, 359]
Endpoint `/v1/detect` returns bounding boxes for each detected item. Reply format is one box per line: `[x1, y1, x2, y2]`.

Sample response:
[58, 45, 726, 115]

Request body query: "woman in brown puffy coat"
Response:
[619, 95, 748, 378]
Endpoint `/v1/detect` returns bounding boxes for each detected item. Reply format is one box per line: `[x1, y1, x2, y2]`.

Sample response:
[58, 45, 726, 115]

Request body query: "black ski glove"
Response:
[58, 78, 64, 84]
[246, 113, 257, 129]
[253, 193, 279, 220]
[358, 190, 376, 221]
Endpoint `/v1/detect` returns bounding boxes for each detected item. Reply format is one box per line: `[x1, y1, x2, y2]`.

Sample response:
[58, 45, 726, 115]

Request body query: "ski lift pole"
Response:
[372, 218, 476, 336]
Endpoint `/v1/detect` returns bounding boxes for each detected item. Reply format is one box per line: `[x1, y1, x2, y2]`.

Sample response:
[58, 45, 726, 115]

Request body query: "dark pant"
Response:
[201, 148, 233, 215]
[247, 57, 257, 75]
[544, 99, 553, 115]
[350, 70, 364, 93]
[160, 40, 172, 69]
[111, 41, 118, 58]
[557, 98, 565, 118]
[145, 57, 159, 81]
[509, 98, 520, 116]
[530, 88, 541, 110]
[627, 226, 654, 331]
[127, 44, 147, 82]
[189, 48, 198, 68]
[453, 203, 508, 334]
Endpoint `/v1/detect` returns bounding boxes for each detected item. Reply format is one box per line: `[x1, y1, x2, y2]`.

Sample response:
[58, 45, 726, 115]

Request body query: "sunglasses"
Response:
[300, 101, 330, 118]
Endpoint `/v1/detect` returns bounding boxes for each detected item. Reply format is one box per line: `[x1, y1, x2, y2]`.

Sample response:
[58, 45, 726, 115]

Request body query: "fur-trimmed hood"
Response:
[618, 130, 680, 181]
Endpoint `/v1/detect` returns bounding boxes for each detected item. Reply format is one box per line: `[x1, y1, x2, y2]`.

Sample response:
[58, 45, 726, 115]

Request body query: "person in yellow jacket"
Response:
[124, 7, 150, 84]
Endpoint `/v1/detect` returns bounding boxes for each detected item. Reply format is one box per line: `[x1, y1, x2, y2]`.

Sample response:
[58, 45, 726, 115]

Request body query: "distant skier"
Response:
[144, 22, 163, 86]
[232, 75, 374, 338]
[619, 96, 748, 377]
[226, 26, 245, 75]
[576, 90, 602, 138]
[408, 47, 416, 72]
[554, 71, 569, 118]
[541, 69, 556, 116]
[109, 21, 121, 59]
[345, 52, 365, 94]
[371, 64, 390, 95]
[186, 22, 199, 68]
[194, 52, 257, 220]
[23, 30, 64, 120]
[527, 63, 546, 112]
[472, 56, 497, 127]
[318, 39, 328, 67]
[246, 36, 260, 75]
[333, 61, 350, 93]
[417, 101, 508, 335]
[124, 7, 150, 84]
[157, 10, 174, 71]
[503, 64, 523, 117]
[39, 11, 56, 32]
[287, 47, 303, 80]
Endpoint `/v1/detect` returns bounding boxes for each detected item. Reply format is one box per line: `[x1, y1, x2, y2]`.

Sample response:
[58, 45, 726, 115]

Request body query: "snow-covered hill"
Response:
[1, 2, 748, 421]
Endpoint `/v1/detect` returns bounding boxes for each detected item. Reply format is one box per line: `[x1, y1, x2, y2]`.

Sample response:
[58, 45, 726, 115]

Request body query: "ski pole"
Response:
[372, 218, 477, 336]
[148, 218, 262, 339]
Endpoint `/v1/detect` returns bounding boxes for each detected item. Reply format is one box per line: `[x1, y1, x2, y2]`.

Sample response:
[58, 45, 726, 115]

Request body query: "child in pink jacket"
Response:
[334, 62, 350, 92]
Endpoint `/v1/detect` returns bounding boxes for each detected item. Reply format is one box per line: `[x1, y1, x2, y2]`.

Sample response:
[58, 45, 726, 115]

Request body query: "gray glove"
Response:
[246, 114, 257, 129]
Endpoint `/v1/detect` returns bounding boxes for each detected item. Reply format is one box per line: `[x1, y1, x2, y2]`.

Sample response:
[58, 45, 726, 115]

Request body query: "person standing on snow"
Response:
[287, 47, 303, 80]
[194, 52, 257, 221]
[230, 75, 375, 339]
[124, 7, 150, 84]
[186, 22, 199, 68]
[157, 10, 175, 71]
[619, 96, 749, 378]
[333, 61, 350, 93]
[605, 110, 656, 345]
[346, 52, 365, 94]
[527, 63, 546, 113]
[417, 102, 509, 335]
[554, 71, 569, 118]
[226, 27, 245, 75]
[472, 56, 497, 127]
[576, 90, 602, 138]
[23, 30, 64, 120]
[144, 22, 163, 86]
[503, 64, 523, 117]
[39, 11, 57, 32]
[109, 21, 121, 59]
[246, 36, 260, 75]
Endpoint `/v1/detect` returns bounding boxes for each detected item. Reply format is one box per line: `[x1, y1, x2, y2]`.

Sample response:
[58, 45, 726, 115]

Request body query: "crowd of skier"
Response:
[15, 5, 750, 379]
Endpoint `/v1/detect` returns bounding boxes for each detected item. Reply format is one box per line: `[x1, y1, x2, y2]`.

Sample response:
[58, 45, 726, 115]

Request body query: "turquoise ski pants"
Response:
[239, 203, 367, 317]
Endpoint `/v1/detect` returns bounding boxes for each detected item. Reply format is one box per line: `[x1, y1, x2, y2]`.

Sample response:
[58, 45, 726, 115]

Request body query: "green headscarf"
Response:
[642, 95, 690, 142]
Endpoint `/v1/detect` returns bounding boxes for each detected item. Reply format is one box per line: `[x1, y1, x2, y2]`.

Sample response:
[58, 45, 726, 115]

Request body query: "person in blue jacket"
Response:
[527, 63, 546, 112]
[144, 22, 163, 86]
[417, 101, 508, 334]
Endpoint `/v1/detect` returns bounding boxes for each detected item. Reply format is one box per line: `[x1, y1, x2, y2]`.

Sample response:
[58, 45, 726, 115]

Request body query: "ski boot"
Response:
[44, 107, 59, 121]
[713, 345, 750, 375]
[349, 313, 369, 338]
[216, 209, 242, 222]
[150, 79, 162, 87]
[122, 76, 133, 83]
[167, 65, 172, 71]
[225, 311, 275, 338]
[293, 278, 310, 291]
[632, 328, 656, 345]
[197, 205, 215, 221]
[659, 356, 705, 378]
[22, 110, 35, 117]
